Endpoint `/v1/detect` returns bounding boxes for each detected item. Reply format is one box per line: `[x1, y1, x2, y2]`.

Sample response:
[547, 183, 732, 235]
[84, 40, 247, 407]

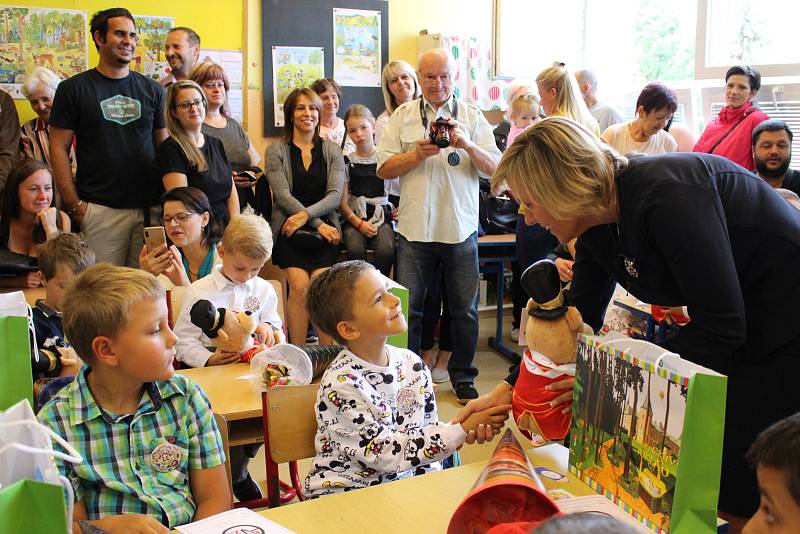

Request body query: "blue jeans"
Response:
[398, 233, 479, 384]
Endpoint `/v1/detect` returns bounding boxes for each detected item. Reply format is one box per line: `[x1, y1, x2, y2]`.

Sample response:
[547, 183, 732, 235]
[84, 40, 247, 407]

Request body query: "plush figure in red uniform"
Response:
[513, 260, 588, 446]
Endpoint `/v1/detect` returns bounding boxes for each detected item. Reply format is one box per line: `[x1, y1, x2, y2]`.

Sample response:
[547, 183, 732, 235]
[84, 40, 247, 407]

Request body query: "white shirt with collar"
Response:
[376, 95, 501, 244]
[174, 265, 282, 368]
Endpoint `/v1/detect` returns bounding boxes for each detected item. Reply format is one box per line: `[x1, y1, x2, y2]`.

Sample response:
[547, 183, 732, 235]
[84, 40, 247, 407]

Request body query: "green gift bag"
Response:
[0, 479, 68, 533]
[569, 334, 727, 534]
[0, 315, 33, 411]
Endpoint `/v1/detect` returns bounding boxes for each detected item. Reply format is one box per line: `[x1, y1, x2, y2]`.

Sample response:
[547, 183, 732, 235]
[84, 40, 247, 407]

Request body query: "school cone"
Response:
[447, 429, 560, 534]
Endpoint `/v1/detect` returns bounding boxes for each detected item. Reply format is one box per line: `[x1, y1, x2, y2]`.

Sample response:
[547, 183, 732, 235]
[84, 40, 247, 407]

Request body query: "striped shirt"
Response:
[38, 368, 225, 528]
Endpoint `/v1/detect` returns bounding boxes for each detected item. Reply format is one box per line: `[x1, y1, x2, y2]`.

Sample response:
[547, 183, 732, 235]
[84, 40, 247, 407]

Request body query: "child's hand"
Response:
[460, 404, 511, 436]
[56, 347, 82, 376]
[254, 324, 278, 347]
[207, 348, 240, 366]
[88, 513, 169, 533]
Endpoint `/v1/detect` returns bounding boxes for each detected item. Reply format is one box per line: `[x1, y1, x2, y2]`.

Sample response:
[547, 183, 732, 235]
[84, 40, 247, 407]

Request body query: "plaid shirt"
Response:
[38, 368, 225, 528]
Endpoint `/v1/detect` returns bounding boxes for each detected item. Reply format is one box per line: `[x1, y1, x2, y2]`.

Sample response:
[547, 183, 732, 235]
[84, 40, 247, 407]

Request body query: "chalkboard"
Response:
[261, 0, 389, 137]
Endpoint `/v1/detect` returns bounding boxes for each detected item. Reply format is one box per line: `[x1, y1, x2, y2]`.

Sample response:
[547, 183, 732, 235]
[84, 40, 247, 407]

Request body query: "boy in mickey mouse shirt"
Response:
[303, 261, 510, 497]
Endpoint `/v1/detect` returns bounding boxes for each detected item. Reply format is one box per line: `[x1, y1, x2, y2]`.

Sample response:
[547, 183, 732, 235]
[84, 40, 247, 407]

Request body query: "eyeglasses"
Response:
[162, 212, 197, 225]
[174, 99, 204, 112]
[203, 81, 226, 90]
[421, 73, 452, 85]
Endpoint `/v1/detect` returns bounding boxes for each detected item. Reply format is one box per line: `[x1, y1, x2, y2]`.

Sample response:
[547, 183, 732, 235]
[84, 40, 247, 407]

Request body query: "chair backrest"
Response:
[169, 285, 188, 329]
[264, 384, 318, 464]
[267, 279, 285, 330]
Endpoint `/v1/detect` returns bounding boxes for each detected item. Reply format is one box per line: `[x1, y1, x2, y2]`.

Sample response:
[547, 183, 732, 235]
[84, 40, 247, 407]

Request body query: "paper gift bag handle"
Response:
[0, 420, 82, 534]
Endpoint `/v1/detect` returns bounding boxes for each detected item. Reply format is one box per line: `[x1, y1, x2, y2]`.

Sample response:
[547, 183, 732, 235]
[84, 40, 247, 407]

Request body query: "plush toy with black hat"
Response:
[512, 259, 590, 446]
[189, 299, 265, 363]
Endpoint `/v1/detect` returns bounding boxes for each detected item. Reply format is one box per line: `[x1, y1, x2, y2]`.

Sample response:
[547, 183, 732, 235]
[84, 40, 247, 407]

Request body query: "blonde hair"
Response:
[491, 117, 627, 219]
[344, 104, 375, 127]
[221, 214, 273, 260]
[166, 80, 208, 172]
[62, 264, 164, 363]
[381, 60, 421, 114]
[536, 63, 599, 134]
[510, 94, 540, 120]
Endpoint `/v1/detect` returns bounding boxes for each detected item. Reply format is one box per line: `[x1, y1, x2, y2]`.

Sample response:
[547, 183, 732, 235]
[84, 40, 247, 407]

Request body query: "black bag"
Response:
[0, 249, 38, 277]
[252, 175, 273, 220]
[287, 227, 326, 253]
[478, 178, 519, 235]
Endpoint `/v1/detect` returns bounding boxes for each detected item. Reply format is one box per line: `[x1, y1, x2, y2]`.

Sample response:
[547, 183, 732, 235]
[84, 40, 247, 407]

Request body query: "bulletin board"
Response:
[260, 0, 389, 137]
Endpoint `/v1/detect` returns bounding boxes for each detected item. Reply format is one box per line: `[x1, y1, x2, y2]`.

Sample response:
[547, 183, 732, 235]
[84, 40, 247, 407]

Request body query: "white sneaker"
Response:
[432, 367, 450, 384]
[510, 328, 520, 343]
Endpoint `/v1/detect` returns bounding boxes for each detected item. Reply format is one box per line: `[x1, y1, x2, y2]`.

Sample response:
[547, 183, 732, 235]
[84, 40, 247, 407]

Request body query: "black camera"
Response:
[429, 118, 453, 148]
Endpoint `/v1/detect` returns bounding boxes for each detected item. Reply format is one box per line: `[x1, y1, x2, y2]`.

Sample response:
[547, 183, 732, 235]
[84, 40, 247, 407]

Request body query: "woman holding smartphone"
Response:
[191, 62, 262, 211]
[139, 186, 222, 288]
[0, 159, 70, 287]
[156, 80, 238, 227]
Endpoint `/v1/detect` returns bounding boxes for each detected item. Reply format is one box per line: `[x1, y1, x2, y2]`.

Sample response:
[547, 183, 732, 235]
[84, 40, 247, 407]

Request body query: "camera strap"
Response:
[420, 97, 461, 167]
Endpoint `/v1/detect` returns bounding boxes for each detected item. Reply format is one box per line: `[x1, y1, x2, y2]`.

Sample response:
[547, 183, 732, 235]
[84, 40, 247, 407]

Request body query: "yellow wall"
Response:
[13, 0, 493, 155]
[13, 0, 243, 122]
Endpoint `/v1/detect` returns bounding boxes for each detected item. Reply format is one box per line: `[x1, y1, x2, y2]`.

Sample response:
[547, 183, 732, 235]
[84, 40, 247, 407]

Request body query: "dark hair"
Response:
[725, 65, 761, 93]
[37, 233, 95, 280]
[161, 187, 222, 248]
[168, 26, 200, 48]
[752, 119, 794, 147]
[746, 413, 800, 504]
[306, 260, 374, 344]
[636, 82, 678, 115]
[310, 78, 343, 99]
[89, 8, 135, 51]
[1, 159, 53, 223]
[532, 513, 641, 534]
[282, 88, 322, 142]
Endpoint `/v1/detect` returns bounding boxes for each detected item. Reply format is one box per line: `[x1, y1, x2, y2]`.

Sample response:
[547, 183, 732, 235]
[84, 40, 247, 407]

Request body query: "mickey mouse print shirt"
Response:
[304, 345, 466, 497]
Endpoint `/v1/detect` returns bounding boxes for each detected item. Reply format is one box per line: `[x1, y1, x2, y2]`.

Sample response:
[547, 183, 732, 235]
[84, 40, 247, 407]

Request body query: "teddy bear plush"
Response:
[512, 259, 589, 446]
[189, 299, 265, 363]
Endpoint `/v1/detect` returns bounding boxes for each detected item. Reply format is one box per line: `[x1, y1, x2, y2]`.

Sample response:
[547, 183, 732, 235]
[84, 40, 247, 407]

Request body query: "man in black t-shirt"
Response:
[50, 8, 168, 267]
[752, 119, 800, 197]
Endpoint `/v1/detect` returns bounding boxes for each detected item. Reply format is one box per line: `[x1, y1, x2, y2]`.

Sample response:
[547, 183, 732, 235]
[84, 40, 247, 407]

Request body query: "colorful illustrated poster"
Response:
[272, 46, 324, 127]
[0, 5, 87, 98]
[132, 15, 173, 83]
[332, 8, 380, 87]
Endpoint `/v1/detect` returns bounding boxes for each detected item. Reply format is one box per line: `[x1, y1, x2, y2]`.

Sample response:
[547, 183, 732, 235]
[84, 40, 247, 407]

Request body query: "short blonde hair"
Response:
[536, 63, 599, 134]
[491, 117, 627, 219]
[62, 264, 164, 363]
[221, 214, 273, 260]
[510, 94, 540, 120]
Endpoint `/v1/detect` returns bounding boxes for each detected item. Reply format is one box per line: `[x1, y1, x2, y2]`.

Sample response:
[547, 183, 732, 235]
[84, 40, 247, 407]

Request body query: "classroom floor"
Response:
[246, 310, 533, 504]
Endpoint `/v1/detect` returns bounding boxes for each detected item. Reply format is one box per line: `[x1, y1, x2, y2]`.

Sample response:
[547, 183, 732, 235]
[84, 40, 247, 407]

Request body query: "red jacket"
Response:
[693, 102, 768, 171]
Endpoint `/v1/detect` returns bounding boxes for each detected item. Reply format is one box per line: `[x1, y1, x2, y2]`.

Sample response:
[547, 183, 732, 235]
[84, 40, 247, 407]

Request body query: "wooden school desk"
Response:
[257, 443, 589, 534]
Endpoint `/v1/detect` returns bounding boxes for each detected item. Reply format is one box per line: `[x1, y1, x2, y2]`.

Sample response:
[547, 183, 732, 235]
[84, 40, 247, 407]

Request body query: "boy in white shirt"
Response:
[303, 260, 510, 498]
[174, 214, 283, 501]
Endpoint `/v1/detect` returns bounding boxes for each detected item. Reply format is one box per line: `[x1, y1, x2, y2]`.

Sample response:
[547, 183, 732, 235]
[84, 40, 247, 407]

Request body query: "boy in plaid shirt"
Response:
[38, 264, 231, 532]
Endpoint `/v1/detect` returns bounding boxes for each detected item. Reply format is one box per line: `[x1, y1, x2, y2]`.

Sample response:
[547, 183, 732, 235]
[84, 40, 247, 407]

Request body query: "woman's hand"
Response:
[318, 223, 340, 244]
[390, 207, 399, 221]
[358, 220, 378, 238]
[452, 381, 514, 444]
[545, 376, 575, 414]
[36, 207, 59, 237]
[163, 245, 191, 287]
[554, 258, 575, 282]
[282, 211, 309, 236]
[233, 171, 254, 189]
[138, 244, 171, 277]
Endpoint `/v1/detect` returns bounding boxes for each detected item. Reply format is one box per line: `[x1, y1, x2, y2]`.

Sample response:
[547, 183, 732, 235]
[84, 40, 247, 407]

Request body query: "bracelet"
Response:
[356, 220, 364, 231]
[66, 200, 84, 216]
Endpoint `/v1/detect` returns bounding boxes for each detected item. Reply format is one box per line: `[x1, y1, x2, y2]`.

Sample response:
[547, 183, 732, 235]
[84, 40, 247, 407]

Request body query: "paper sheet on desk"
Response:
[175, 508, 296, 533]
[556, 495, 653, 533]
[235, 373, 256, 380]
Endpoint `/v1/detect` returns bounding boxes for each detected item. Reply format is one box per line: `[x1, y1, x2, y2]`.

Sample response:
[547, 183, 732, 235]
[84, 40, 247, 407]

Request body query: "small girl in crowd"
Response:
[506, 93, 541, 147]
[338, 104, 395, 277]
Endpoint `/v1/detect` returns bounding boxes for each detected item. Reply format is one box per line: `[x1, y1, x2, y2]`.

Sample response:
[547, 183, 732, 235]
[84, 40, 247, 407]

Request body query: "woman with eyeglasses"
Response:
[139, 186, 222, 288]
[191, 62, 262, 212]
[156, 80, 238, 227]
[693, 65, 769, 171]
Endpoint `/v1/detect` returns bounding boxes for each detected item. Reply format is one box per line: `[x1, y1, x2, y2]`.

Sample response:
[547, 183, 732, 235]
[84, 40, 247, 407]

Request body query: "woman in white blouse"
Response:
[601, 82, 678, 155]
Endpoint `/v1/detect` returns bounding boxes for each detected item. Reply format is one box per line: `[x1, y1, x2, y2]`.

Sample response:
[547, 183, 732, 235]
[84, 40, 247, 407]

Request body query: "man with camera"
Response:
[377, 48, 501, 403]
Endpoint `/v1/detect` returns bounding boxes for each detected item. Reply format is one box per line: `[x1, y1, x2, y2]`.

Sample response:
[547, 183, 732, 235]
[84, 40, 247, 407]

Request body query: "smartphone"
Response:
[235, 170, 258, 182]
[144, 226, 167, 251]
